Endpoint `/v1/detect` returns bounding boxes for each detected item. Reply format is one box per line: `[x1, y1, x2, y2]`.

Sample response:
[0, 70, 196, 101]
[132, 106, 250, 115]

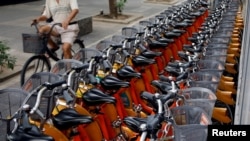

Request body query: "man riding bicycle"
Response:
[33, 0, 80, 59]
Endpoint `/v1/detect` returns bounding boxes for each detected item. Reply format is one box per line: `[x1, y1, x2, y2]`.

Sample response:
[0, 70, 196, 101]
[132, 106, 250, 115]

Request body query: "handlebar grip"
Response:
[63, 90, 74, 105]
[161, 92, 176, 105]
[122, 49, 130, 58]
[168, 62, 179, 68]
[103, 60, 112, 73]
[44, 80, 66, 90]
[87, 74, 98, 85]
[138, 44, 147, 52]
[73, 63, 89, 73]
[159, 75, 171, 82]
[30, 80, 66, 114]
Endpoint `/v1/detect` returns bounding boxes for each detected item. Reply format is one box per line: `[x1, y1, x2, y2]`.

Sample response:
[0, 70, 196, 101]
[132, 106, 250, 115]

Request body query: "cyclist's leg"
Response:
[60, 28, 79, 59]
[39, 24, 60, 51]
[48, 36, 60, 51]
[62, 42, 72, 59]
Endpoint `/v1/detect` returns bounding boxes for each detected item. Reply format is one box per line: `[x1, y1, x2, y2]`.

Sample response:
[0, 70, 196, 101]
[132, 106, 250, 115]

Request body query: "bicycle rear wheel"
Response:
[20, 55, 51, 86]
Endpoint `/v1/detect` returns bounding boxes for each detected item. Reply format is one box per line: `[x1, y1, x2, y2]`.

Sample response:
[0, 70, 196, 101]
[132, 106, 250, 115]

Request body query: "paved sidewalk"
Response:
[0, 0, 185, 89]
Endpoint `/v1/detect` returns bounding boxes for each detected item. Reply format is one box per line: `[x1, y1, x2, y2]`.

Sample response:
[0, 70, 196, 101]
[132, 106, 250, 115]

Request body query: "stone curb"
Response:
[92, 13, 144, 24]
[144, 0, 181, 5]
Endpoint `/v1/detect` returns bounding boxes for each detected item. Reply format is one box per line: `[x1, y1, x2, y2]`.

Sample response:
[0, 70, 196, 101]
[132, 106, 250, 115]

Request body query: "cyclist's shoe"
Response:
[50, 46, 60, 52]
[49, 47, 59, 57]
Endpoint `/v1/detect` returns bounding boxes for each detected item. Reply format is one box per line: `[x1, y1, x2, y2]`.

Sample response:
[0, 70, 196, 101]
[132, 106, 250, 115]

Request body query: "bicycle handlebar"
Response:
[30, 80, 66, 114]
[31, 20, 77, 36]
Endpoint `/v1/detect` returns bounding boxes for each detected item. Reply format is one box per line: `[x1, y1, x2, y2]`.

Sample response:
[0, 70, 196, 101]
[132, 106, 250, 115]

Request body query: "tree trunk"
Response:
[109, 0, 118, 18]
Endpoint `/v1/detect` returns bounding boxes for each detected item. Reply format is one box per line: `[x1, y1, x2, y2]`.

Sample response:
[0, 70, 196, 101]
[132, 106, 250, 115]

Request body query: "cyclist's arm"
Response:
[62, 9, 79, 29]
[35, 15, 48, 22]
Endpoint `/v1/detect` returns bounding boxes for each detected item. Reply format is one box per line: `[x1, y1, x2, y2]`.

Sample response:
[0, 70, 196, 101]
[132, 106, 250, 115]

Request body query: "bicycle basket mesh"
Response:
[197, 60, 225, 71]
[95, 40, 117, 52]
[0, 88, 29, 140]
[189, 81, 219, 93]
[149, 17, 159, 25]
[73, 48, 102, 63]
[51, 59, 85, 91]
[139, 20, 152, 27]
[22, 33, 44, 54]
[202, 55, 227, 64]
[214, 29, 233, 37]
[171, 105, 211, 141]
[111, 34, 127, 43]
[121, 27, 138, 37]
[180, 87, 217, 118]
[204, 48, 228, 56]
[132, 25, 145, 34]
[21, 72, 62, 121]
[189, 71, 221, 82]
[209, 37, 231, 44]
[111, 34, 136, 55]
[207, 43, 228, 48]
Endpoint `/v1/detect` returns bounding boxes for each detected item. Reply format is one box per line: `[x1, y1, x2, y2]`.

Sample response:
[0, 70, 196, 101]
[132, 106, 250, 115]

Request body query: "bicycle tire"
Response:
[212, 100, 234, 125]
[61, 38, 85, 59]
[20, 55, 51, 86]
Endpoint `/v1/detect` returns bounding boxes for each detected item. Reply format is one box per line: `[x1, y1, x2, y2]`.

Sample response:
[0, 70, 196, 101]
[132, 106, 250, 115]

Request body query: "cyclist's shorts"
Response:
[50, 23, 79, 45]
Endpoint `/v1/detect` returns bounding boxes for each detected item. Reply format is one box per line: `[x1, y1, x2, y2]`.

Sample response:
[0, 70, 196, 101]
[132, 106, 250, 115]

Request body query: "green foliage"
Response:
[116, 0, 127, 13]
[0, 41, 16, 71]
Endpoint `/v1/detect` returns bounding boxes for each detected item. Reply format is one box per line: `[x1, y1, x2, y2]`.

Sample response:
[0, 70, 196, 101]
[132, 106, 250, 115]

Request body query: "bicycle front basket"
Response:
[171, 105, 211, 141]
[21, 72, 63, 121]
[180, 87, 217, 118]
[51, 59, 85, 92]
[22, 33, 45, 54]
[0, 88, 29, 140]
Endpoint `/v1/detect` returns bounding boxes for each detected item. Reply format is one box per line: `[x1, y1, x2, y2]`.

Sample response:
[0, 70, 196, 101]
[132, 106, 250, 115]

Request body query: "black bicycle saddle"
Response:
[172, 29, 186, 34]
[52, 108, 93, 130]
[174, 22, 191, 28]
[123, 116, 147, 133]
[151, 80, 172, 94]
[82, 88, 116, 105]
[157, 37, 175, 43]
[140, 91, 176, 112]
[164, 66, 182, 77]
[132, 55, 156, 67]
[167, 61, 192, 70]
[116, 65, 141, 80]
[140, 50, 162, 59]
[100, 75, 130, 90]
[183, 19, 195, 24]
[146, 38, 168, 48]
[7, 125, 55, 141]
[178, 51, 189, 61]
[164, 31, 181, 38]
[183, 44, 203, 53]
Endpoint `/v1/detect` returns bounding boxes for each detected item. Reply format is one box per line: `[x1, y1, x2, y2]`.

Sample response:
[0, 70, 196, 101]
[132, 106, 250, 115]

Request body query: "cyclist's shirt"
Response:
[42, 0, 79, 45]
[42, 0, 79, 23]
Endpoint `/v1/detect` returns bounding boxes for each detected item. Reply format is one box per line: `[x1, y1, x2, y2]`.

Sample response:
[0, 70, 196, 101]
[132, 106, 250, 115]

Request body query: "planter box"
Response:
[77, 16, 93, 37]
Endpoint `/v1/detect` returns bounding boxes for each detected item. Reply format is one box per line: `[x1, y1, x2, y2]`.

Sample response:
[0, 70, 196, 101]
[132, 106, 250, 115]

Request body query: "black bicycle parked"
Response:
[20, 21, 85, 86]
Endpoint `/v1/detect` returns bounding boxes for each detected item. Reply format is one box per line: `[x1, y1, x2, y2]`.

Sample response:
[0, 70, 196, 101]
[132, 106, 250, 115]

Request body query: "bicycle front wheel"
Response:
[20, 55, 51, 86]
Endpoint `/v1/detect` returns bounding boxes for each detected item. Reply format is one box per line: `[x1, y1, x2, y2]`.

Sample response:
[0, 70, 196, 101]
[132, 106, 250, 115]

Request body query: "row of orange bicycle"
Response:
[0, 0, 244, 140]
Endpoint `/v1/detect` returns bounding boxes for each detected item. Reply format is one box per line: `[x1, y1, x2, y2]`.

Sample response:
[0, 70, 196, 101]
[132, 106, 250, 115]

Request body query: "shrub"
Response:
[116, 0, 127, 13]
[0, 41, 16, 71]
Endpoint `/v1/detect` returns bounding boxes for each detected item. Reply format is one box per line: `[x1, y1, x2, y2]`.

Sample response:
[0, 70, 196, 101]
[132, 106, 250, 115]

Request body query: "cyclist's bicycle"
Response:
[20, 21, 85, 86]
